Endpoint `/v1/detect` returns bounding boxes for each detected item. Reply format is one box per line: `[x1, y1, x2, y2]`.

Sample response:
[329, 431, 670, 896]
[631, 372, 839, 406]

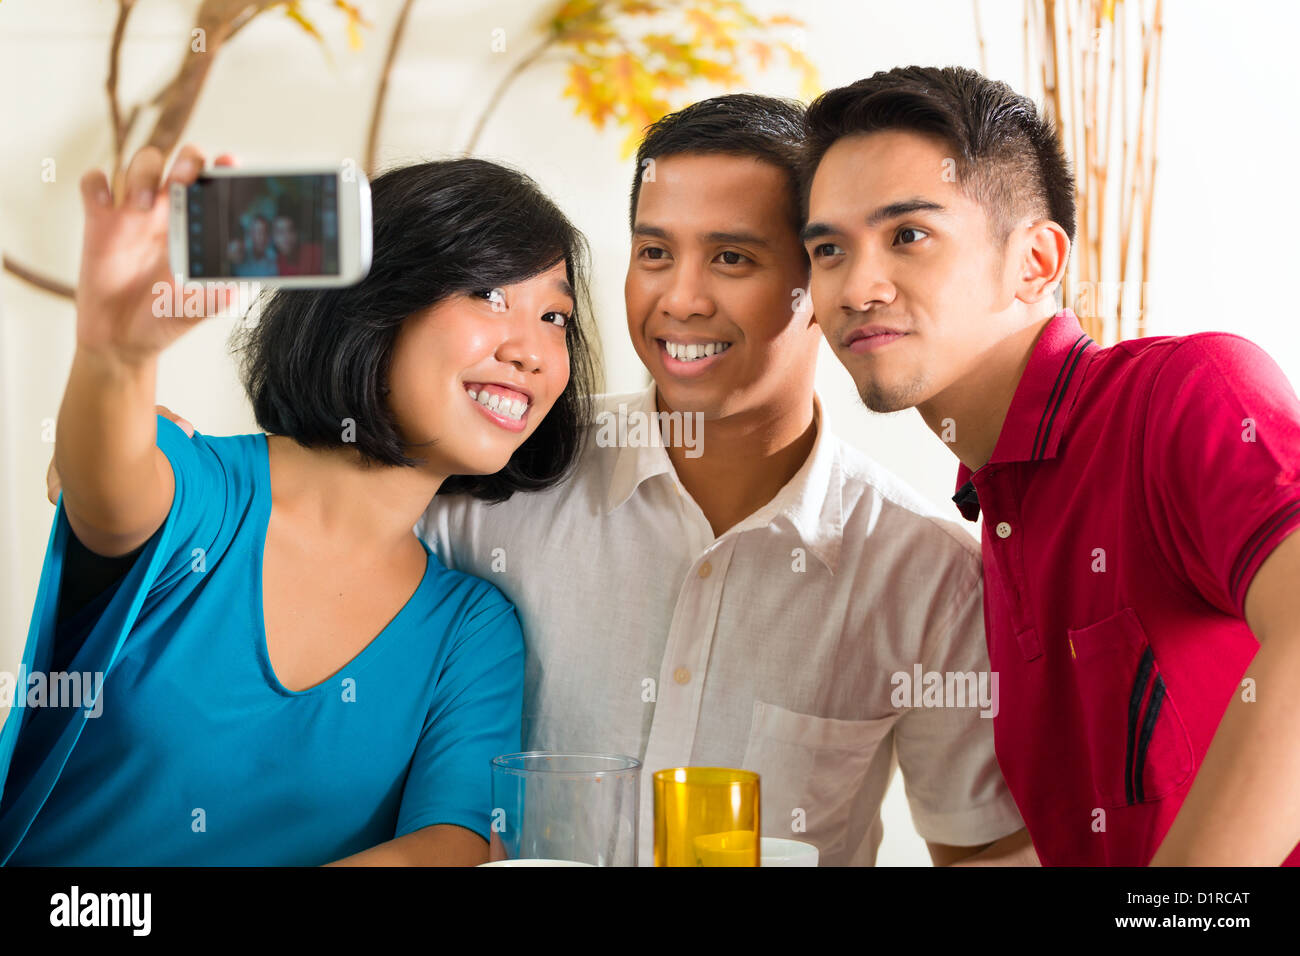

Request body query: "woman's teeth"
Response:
[664, 340, 731, 362]
[466, 386, 529, 421]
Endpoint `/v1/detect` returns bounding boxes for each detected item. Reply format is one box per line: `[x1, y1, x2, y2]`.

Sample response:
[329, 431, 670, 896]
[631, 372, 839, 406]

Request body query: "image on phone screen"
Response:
[185, 174, 339, 280]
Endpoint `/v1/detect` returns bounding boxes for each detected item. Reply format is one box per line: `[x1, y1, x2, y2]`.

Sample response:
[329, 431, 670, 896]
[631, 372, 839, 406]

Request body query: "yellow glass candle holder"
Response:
[653, 768, 760, 867]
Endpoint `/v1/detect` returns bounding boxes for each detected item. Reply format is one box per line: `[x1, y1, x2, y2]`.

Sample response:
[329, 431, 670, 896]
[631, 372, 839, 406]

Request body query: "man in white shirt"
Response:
[419, 95, 1034, 866]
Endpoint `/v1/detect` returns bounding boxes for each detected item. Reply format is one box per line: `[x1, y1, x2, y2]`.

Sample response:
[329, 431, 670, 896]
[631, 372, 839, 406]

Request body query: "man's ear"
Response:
[1017, 219, 1070, 306]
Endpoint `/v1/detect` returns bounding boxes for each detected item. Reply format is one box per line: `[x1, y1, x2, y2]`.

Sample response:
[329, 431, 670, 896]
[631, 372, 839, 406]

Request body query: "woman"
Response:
[0, 144, 599, 865]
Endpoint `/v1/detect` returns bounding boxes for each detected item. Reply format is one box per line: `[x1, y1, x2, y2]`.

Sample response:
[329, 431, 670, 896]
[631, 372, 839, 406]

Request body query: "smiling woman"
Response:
[0, 145, 600, 866]
[238, 157, 599, 499]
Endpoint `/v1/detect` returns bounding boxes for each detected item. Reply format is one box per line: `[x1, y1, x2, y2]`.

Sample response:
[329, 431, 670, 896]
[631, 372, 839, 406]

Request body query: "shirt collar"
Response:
[602, 382, 676, 514]
[952, 308, 1099, 521]
[602, 383, 843, 573]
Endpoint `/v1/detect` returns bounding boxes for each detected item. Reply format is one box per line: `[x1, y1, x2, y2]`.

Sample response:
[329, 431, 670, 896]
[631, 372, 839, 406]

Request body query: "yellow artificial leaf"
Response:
[616, 0, 662, 15]
[282, 2, 323, 44]
[653, 68, 689, 90]
[784, 46, 821, 99]
[685, 9, 729, 46]
[545, 0, 814, 155]
[553, 0, 601, 27]
[643, 32, 687, 60]
[694, 58, 742, 83]
[619, 126, 643, 159]
[333, 0, 370, 51]
[562, 62, 595, 102]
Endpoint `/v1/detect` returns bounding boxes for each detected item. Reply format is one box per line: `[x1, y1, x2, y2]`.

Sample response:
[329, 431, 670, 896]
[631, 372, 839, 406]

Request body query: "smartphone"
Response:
[168, 165, 372, 288]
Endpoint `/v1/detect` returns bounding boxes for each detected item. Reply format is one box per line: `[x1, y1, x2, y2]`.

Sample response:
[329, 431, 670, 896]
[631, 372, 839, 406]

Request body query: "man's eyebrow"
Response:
[800, 222, 834, 244]
[702, 230, 770, 247]
[634, 225, 769, 247]
[801, 199, 950, 244]
[866, 198, 948, 227]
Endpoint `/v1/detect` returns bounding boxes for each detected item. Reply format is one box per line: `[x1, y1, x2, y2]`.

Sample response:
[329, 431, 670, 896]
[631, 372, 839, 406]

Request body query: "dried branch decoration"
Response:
[1024, 0, 1164, 343]
[4, 0, 812, 298]
[4, 0, 370, 299]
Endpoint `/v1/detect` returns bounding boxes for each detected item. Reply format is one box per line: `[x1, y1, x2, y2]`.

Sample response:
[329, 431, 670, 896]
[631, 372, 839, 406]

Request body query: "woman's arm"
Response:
[322, 824, 489, 866]
[57, 349, 172, 556]
[58, 144, 233, 556]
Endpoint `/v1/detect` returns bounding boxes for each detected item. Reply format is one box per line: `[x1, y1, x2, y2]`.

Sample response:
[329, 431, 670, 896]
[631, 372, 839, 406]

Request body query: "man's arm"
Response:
[929, 827, 1039, 866]
[323, 824, 488, 866]
[1150, 529, 1300, 866]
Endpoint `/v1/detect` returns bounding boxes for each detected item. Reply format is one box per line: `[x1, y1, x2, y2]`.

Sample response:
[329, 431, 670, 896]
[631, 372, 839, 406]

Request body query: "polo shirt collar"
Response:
[953, 308, 1099, 521]
[603, 383, 842, 573]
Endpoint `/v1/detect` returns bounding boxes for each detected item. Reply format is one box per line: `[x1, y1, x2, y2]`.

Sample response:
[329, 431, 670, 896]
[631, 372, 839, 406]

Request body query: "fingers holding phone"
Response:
[75, 144, 233, 365]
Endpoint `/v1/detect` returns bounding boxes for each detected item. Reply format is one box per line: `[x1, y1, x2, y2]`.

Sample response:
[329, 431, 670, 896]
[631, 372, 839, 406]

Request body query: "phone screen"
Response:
[185, 173, 340, 279]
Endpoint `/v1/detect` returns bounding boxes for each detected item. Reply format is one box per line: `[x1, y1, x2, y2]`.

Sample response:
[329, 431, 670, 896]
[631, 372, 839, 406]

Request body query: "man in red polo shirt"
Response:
[801, 65, 1300, 866]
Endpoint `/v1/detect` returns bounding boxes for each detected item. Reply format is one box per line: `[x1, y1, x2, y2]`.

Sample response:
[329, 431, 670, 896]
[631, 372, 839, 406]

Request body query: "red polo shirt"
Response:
[954, 308, 1300, 865]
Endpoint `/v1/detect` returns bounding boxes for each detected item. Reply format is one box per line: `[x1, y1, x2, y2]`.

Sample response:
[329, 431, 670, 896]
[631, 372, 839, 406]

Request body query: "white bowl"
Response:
[761, 838, 819, 867]
[477, 858, 595, 867]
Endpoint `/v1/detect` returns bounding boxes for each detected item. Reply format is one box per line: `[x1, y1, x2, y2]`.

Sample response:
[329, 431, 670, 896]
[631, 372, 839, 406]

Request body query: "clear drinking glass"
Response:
[489, 752, 641, 866]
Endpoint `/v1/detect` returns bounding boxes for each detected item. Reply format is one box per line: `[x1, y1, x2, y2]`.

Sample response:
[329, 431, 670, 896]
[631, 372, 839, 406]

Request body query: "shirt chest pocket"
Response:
[1067, 608, 1195, 809]
[740, 701, 895, 865]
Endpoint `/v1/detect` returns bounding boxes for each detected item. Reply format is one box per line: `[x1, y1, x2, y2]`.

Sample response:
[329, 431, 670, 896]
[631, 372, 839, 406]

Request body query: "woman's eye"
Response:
[543, 311, 570, 328]
[812, 242, 842, 259]
[894, 227, 928, 246]
[717, 250, 750, 266]
[474, 288, 507, 307]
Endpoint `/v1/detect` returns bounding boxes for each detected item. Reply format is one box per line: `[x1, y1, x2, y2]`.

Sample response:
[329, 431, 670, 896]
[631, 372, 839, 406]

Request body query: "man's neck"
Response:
[918, 314, 1055, 473]
[659, 387, 817, 538]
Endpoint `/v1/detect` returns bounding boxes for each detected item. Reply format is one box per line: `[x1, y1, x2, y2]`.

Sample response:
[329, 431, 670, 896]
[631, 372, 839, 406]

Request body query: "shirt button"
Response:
[674, 667, 691, 684]
[698, 561, 712, 578]
[995, 521, 1012, 539]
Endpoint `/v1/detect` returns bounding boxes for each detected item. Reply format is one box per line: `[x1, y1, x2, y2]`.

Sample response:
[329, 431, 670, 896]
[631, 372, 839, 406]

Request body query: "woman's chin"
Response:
[448, 450, 515, 478]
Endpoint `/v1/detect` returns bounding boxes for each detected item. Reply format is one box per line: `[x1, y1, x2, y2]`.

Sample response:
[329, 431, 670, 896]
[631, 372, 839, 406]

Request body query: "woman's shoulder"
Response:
[141, 422, 270, 591]
[156, 416, 267, 484]
[409, 547, 522, 641]
[416, 547, 517, 611]
[178, 423, 266, 470]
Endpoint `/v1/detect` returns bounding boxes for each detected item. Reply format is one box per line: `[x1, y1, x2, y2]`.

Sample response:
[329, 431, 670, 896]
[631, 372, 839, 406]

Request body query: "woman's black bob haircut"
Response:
[234, 157, 601, 502]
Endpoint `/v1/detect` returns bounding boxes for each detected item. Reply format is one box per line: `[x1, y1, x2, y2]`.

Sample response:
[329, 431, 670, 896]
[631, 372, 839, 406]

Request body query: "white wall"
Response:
[1, 0, 1297, 866]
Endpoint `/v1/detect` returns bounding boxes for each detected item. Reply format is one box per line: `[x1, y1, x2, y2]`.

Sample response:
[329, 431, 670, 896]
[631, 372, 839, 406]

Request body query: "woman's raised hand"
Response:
[75, 144, 237, 364]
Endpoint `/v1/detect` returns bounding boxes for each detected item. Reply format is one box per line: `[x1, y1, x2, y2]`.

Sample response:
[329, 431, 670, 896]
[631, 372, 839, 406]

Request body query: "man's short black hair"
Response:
[235, 157, 600, 502]
[629, 93, 807, 232]
[802, 66, 1076, 246]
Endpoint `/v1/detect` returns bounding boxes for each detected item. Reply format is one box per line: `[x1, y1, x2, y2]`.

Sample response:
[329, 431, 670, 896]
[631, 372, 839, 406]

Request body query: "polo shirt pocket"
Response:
[1067, 608, 1194, 809]
[740, 700, 895, 866]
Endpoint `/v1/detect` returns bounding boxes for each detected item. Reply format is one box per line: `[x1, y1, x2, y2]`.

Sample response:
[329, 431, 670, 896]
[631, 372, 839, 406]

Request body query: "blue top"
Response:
[0, 417, 524, 865]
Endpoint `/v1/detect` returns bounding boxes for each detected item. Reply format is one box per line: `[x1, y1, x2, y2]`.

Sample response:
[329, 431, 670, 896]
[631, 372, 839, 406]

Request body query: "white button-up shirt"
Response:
[418, 385, 1022, 865]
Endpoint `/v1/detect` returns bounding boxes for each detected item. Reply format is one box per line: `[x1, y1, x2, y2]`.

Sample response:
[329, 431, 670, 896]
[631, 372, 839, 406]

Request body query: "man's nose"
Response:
[661, 263, 714, 320]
